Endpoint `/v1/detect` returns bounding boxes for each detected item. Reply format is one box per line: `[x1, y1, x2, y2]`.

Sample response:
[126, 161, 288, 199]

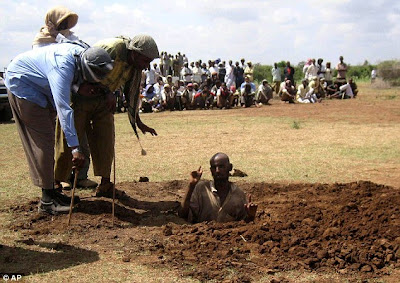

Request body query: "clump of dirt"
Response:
[6, 180, 400, 282]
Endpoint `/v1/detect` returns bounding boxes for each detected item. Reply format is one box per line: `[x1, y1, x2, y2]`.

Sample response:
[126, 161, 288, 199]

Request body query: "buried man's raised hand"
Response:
[245, 194, 258, 221]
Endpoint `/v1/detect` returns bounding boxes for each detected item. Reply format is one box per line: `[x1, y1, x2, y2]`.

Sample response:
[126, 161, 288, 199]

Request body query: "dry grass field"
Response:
[0, 82, 400, 282]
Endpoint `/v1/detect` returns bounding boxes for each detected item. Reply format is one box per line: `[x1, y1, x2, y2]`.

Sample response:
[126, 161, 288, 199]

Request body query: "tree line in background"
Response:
[253, 60, 400, 86]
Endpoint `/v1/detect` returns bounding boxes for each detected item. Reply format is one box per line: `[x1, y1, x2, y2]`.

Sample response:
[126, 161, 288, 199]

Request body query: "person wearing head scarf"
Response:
[32, 6, 79, 48]
[244, 61, 254, 82]
[5, 43, 113, 214]
[54, 34, 160, 199]
[32, 6, 99, 189]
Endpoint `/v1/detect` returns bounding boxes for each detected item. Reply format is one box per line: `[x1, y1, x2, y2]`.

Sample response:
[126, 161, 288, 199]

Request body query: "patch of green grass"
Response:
[291, 120, 301, 129]
[383, 94, 397, 100]
[338, 143, 400, 162]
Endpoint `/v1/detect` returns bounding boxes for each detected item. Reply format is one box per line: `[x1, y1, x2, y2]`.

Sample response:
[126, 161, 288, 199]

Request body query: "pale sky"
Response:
[0, 0, 399, 70]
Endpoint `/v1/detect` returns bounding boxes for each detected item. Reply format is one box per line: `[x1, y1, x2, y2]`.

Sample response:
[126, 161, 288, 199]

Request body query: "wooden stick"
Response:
[67, 169, 79, 226]
[112, 147, 116, 226]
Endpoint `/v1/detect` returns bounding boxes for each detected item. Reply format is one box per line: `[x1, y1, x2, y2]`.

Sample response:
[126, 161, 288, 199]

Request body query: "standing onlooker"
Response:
[271, 63, 281, 96]
[32, 6, 79, 48]
[163, 52, 171, 76]
[284, 61, 295, 86]
[336, 56, 348, 83]
[324, 62, 333, 86]
[200, 63, 210, 83]
[306, 59, 318, 81]
[192, 61, 202, 84]
[234, 61, 245, 89]
[371, 69, 377, 84]
[159, 51, 165, 76]
[244, 61, 254, 82]
[180, 62, 193, 85]
[145, 66, 157, 86]
[182, 54, 188, 65]
[225, 60, 236, 89]
[317, 58, 326, 79]
[173, 55, 180, 77]
[218, 62, 226, 83]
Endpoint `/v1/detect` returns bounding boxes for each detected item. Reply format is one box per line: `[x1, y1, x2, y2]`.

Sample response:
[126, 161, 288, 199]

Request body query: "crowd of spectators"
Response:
[115, 53, 358, 113]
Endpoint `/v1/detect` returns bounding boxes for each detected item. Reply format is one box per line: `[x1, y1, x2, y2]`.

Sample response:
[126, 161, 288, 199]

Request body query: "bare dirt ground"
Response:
[3, 179, 400, 282]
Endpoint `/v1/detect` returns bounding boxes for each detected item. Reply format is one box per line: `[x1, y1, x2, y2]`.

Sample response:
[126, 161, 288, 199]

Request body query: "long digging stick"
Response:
[67, 169, 79, 226]
[112, 147, 116, 226]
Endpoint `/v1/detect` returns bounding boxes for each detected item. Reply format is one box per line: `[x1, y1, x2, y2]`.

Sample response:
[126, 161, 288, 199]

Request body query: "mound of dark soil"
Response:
[5, 180, 400, 282]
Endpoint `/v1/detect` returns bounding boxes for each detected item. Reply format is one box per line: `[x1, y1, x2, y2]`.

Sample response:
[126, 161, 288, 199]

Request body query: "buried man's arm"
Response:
[178, 166, 203, 219]
[244, 194, 258, 222]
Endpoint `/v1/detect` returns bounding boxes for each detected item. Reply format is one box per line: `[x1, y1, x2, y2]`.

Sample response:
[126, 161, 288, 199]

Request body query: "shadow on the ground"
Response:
[0, 241, 99, 275]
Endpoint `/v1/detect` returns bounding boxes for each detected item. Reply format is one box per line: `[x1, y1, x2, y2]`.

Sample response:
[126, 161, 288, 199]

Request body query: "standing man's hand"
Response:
[106, 92, 116, 113]
[137, 121, 158, 136]
[72, 148, 85, 169]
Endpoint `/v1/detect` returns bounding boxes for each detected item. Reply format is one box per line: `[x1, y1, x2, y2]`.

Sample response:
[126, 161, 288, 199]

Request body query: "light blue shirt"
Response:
[5, 43, 84, 147]
[240, 82, 256, 93]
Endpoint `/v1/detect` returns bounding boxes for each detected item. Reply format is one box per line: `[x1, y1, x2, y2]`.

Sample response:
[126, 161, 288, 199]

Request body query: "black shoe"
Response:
[52, 189, 80, 205]
[38, 199, 71, 215]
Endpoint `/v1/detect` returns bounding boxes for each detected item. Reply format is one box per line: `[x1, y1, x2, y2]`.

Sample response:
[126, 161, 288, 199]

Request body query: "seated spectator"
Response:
[326, 81, 340, 98]
[256, 79, 273, 106]
[173, 80, 185, 110]
[164, 74, 173, 86]
[296, 79, 319, 103]
[339, 80, 354, 99]
[179, 153, 257, 223]
[153, 76, 164, 104]
[230, 86, 240, 107]
[211, 80, 221, 108]
[277, 78, 287, 97]
[193, 85, 214, 109]
[329, 80, 354, 99]
[216, 82, 232, 109]
[182, 83, 196, 110]
[240, 76, 256, 108]
[162, 84, 175, 110]
[309, 76, 325, 98]
[141, 85, 161, 113]
[349, 78, 358, 97]
[281, 80, 296, 103]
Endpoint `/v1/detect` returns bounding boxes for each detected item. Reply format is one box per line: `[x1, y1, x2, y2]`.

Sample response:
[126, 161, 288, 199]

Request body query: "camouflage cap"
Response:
[128, 34, 159, 60]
